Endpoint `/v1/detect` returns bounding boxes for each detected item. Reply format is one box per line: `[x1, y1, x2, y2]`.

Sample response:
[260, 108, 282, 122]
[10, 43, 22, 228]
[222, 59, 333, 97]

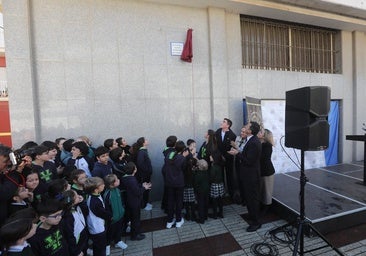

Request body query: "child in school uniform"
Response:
[193, 159, 210, 224]
[109, 147, 128, 182]
[133, 137, 153, 210]
[47, 178, 70, 200]
[183, 139, 197, 221]
[120, 162, 151, 241]
[61, 189, 89, 256]
[0, 217, 37, 255]
[92, 146, 113, 179]
[24, 169, 47, 206]
[70, 169, 88, 200]
[161, 135, 178, 212]
[84, 177, 112, 256]
[67, 141, 94, 178]
[69, 169, 90, 228]
[32, 145, 57, 184]
[103, 174, 128, 251]
[165, 141, 189, 229]
[8, 186, 33, 216]
[28, 198, 69, 256]
[209, 150, 225, 219]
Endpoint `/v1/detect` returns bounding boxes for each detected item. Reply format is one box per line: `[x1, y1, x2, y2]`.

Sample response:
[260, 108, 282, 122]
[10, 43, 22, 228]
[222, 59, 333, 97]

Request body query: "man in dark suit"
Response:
[215, 118, 236, 199]
[228, 121, 262, 232]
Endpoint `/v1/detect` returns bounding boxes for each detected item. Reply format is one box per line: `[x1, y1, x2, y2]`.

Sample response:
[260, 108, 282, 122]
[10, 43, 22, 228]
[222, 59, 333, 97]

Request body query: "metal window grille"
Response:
[240, 16, 339, 73]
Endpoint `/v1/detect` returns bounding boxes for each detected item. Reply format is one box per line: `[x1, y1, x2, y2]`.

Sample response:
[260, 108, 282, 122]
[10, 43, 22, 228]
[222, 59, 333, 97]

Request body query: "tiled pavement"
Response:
[109, 201, 366, 256]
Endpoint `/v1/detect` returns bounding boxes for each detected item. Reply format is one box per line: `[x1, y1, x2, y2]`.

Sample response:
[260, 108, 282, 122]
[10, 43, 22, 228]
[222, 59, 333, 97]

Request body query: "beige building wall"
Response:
[2, 0, 366, 199]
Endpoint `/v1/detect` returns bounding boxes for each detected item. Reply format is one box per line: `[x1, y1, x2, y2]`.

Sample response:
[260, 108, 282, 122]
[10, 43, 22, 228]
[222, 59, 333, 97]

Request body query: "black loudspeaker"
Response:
[285, 86, 330, 151]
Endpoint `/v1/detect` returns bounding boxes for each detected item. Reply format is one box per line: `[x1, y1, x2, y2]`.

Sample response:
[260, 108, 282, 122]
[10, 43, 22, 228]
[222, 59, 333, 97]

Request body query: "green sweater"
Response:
[209, 164, 223, 184]
[194, 171, 209, 194]
[104, 188, 125, 223]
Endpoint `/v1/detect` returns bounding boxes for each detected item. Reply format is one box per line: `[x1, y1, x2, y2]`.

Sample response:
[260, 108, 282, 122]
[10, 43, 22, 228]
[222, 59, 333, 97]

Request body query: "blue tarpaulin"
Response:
[324, 101, 339, 165]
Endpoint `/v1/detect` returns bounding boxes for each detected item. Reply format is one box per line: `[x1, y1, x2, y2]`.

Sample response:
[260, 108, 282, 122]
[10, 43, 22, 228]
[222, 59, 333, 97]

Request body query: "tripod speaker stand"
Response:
[281, 86, 344, 255]
[289, 150, 344, 256]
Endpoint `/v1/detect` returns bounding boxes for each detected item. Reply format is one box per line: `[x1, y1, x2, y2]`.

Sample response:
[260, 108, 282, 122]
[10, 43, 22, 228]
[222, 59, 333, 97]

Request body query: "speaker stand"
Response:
[272, 150, 345, 256]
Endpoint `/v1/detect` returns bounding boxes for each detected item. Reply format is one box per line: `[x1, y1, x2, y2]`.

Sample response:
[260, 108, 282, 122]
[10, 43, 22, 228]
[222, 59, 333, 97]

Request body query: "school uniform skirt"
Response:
[210, 183, 225, 198]
[183, 187, 195, 203]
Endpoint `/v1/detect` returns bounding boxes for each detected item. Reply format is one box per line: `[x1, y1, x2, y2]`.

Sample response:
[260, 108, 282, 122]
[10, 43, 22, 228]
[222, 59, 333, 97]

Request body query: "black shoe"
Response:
[208, 213, 217, 219]
[131, 233, 146, 241]
[196, 219, 204, 224]
[191, 214, 197, 221]
[218, 213, 223, 218]
[246, 224, 261, 232]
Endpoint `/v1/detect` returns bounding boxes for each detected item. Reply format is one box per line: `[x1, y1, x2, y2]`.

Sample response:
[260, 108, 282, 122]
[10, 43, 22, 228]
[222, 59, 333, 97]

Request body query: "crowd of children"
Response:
[0, 130, 242, 255]
[0, 136, 154, 256]
[161, 132, 226, 228]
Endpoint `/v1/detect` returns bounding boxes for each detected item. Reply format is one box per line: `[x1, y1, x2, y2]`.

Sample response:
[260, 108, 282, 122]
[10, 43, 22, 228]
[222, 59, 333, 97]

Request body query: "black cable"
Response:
[269, 225, 296, 245]
[250, 225, 298, 256]
[250, 231, 279, 256]
[279, 135, 301, 169]
[293, 147, 301, 167]
[250, 242, 279, 256]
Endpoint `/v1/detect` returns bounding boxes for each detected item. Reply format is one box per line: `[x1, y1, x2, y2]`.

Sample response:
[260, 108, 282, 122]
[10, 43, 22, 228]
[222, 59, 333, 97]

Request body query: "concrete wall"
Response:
[352, 31, 366, 160]
[3, 0, 366, 200]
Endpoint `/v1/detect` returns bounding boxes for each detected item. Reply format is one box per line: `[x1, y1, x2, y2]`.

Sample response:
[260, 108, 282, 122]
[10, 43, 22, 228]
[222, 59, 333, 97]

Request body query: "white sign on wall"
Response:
[170, 42, 184, 56]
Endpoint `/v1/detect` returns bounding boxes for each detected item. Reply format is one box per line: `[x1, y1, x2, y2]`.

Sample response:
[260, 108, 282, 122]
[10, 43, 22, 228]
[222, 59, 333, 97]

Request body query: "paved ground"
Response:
[109, 201, 366, 256]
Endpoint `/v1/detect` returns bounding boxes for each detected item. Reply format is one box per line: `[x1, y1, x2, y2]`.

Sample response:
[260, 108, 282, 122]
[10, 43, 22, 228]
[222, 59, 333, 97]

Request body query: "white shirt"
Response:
[221, 131, 226, 141]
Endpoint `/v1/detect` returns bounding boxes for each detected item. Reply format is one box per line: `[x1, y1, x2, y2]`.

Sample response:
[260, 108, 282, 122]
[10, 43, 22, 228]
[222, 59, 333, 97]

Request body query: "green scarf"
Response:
[105, 188, 125, 223]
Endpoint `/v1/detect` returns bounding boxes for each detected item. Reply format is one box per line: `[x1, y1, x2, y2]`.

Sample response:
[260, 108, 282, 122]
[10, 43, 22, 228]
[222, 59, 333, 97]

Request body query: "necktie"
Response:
[238, 138, 247, 152]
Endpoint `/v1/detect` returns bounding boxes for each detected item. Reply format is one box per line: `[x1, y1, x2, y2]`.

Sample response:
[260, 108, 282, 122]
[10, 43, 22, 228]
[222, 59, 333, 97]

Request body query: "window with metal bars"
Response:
[240, 15, 341, 73]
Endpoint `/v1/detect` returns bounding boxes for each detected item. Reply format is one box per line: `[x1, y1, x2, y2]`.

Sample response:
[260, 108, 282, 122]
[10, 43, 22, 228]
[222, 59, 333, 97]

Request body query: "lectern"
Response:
[346, 134, 366, 185]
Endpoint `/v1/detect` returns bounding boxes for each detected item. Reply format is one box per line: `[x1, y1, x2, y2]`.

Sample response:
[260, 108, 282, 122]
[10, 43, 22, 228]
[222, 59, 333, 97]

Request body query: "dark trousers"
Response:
[90, 231, 107, 256]
[161, 185, 168, 211]
[129, 206, 141, 239]
[241, 175, 261, 225]
[121, 192, 131, 234]
[238, 168, 246, 205]
[166, 186, 184, 222]
[196, 192, 208, 222]
[224, 156, 235, 197]
[184, 202, 196, 221]
[142, 189, 150, 209]
[211, 197, 223, 217]
[141, 175, 151, 208]
[107, 217, 124, 245]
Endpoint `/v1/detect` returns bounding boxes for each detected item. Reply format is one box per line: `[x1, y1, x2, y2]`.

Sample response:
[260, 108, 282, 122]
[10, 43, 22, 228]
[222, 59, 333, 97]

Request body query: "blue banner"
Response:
[242, 99, 248, 125]
[324, 101, 339, 165]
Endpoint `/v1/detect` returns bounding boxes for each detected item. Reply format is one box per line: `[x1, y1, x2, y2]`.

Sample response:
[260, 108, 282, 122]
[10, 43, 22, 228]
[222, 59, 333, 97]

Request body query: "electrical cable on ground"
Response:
[250, 242, 279, 256]
[250, 225, 298, 255]
[269, 225, 296, 245]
